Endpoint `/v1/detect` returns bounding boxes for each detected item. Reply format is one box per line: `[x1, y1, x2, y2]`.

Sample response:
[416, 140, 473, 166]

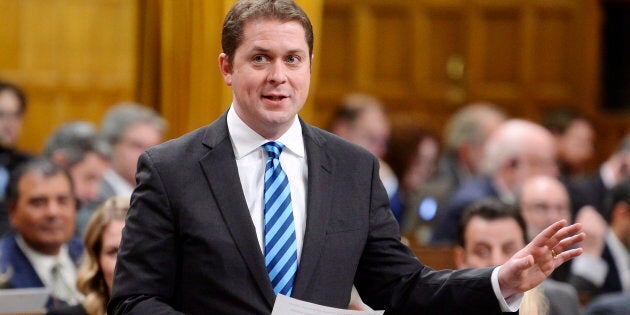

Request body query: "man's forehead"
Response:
[467, 217, 523, 236]
[19, 171, 71, 190]
[241, 19, 307, 44]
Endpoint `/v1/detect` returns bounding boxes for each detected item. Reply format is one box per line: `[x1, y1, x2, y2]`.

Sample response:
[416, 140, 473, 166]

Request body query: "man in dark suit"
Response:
[108, 1, 584, 314]
[570, 178, 630, 301]
[567, 133, 630, 217]
[0, 159, 83, 308]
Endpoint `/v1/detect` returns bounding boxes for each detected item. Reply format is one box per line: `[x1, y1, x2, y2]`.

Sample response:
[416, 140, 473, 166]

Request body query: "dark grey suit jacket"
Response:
[108, 114, 504, 314]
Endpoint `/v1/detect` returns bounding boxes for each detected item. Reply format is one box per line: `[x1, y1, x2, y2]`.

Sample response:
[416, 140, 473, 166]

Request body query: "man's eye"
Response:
[253, 55, 268, 63]
[286, 55, 300, 64]
[474, 247, 490, 258]
[30, 199, 46, 207]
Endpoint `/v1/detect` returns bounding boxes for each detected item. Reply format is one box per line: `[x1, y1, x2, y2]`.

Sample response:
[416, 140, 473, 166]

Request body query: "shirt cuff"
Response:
[571, 254, 608, 287]
[492, 266, 524, 312]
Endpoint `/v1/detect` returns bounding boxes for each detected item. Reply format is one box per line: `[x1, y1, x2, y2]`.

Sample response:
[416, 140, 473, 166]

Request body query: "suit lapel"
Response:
[198, 115, 275, 307]
[5, 235, 45, 288]
[293, 122, 335, 299]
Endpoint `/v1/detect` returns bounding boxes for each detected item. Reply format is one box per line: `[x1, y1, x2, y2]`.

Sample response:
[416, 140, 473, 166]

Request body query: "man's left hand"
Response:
[498, 220, 584, 297]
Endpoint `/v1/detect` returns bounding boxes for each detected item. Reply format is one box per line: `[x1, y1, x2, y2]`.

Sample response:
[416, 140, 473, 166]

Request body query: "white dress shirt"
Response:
[103, 168, 135, 198]
[15, 236, 82, 302]
[227, 106, 307, 260]
[226, 106, 520, 311]
[572, 230, 630, 291]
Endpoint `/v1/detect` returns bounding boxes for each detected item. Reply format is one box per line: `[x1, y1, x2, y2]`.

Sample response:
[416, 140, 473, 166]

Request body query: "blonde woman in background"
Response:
[48, 196, 129, 315]
[521, 287, 550, 315]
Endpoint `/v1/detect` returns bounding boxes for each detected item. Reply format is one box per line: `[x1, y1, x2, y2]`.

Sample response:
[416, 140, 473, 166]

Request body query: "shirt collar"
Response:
[104, 168, 134, 197]
[15, 235, 69, 272]
[227, 105, 304, 159]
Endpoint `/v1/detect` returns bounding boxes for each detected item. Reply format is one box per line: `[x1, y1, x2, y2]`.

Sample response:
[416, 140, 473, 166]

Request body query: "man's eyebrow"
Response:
[250, 46, 307, 55]
[286, 48, 307, 55]
[251, 46, 270, 53]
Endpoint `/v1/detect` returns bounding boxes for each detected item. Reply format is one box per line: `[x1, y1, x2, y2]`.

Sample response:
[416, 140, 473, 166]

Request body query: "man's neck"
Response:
[16, 235, 61, 256]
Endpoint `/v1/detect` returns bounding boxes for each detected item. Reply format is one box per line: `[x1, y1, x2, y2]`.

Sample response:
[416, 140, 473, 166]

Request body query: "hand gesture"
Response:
[498, 220, 584, 297]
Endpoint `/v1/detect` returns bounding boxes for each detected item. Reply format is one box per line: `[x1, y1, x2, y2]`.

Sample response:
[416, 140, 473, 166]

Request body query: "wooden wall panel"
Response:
[0, 0, 139, 153]
[371, 6, 412, 99]
[0, 1, 20, 70]
[481, 9, 520, 84]
[318, 5, 353, 94]
[427, 12, 465, 85]
[314, 0, 626, 164]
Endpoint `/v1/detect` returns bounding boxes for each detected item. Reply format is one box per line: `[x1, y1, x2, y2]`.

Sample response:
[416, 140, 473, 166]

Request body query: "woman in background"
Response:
[48, 196, 129, 315]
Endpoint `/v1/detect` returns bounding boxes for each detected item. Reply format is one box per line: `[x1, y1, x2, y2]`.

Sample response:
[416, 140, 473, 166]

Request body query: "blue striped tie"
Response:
[262, 141, 298, 296]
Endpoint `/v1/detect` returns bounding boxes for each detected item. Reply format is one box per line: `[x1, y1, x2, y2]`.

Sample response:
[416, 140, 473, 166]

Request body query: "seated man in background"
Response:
[0, 159, 83, 309]
[97, 103, 165, 200]
[541, 108, 595, 179]
[518, 175, 577, 283]
[0, 80, 33, 235]
[432, 119, 558, 244]
[42, 121, 110, 234]
[79, 103, 165, 233]
[328, 93, 398, 200]
[568, 133, 630, 217]
[570, 178, 630, 301]
[435, 102, 507, 194]
[456, 198, 581, 315]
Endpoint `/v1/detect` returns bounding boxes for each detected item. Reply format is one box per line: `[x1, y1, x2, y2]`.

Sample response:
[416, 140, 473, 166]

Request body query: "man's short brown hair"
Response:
[221, 0, 314, 67]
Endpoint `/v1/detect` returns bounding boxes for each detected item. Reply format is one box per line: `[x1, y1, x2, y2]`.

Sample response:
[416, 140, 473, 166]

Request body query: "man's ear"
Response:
[218, 53, 233, 86]
[453, 246, 466, 269]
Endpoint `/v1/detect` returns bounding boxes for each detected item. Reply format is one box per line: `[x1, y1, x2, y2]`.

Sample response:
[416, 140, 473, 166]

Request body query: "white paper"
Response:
[0, 287, 49, 313]
[271, 294, 384, 315]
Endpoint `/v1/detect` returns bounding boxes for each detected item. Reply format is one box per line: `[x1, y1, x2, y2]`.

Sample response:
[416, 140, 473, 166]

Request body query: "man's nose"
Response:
[267, 61, 287, 84]
[45, 201, 62, 216]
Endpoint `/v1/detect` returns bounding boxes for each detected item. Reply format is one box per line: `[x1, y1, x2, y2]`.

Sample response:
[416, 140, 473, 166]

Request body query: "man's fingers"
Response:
[550, 232, 586, 254]
[554, 247, 583, 266]
[535, 221, 582, 249]
[531, 220, 568, 247]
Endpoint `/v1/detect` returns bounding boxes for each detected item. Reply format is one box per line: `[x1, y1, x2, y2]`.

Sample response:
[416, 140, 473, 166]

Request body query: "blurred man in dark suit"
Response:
[0, 159, 83, 309]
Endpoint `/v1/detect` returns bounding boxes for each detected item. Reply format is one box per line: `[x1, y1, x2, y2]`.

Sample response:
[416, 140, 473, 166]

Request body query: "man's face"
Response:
[346, 108, 389, 158]
[69, 152, 109, 203]
[404, 137, 439, 191]
[10, 171, 76, 255]
[0, 91, 24, 148]
[456, 217, 525, 268]
[520, 178, 571, 240]
[112, 122, 162, 186]
[558, 119, 594, 170]
[219, 19, 311, 139]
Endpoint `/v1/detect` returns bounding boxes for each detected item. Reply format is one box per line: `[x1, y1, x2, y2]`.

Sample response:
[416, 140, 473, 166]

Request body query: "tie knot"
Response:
[262, 141, 284, 160]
